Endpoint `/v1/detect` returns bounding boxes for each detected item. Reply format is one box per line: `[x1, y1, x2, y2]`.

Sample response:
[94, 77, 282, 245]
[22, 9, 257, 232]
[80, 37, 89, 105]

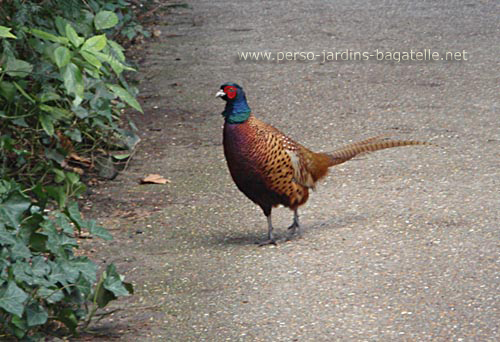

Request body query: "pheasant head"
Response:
[216, 83, 251, 124]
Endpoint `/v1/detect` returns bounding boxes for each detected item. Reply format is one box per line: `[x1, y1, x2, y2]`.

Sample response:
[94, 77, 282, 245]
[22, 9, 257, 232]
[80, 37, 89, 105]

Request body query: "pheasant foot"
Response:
[257, 238, 277, 246]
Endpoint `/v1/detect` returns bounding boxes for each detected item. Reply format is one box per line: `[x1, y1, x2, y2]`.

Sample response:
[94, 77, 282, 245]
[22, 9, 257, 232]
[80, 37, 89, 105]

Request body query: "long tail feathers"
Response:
[328, 137, 433, 166]
[337, 134, 392, 148]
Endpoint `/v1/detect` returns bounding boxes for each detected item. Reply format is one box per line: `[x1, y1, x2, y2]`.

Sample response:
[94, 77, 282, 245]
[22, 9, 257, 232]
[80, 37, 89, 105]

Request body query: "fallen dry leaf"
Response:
[69, 152, 92, 165]
[140, 174, 171, 184]
[76, 231, 92, 239]
[61, 160, 84, 175]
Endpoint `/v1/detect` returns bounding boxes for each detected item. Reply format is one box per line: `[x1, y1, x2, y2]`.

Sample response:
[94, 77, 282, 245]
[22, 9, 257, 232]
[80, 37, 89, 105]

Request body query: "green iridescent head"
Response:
[216, 83, 251, 124]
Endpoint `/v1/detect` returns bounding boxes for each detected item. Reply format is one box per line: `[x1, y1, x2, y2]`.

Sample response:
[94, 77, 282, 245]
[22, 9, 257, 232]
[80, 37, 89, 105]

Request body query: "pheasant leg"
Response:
[257, 215, 277, 246]
[287, 209, 301, 239]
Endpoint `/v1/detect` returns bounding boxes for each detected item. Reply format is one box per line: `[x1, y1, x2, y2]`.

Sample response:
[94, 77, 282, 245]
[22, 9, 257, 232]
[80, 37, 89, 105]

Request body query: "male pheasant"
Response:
[216, 82, 430, 245]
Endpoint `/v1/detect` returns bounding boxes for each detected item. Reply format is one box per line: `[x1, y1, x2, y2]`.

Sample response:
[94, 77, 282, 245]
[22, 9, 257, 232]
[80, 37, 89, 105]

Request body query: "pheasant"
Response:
[216, 82, 431, 245]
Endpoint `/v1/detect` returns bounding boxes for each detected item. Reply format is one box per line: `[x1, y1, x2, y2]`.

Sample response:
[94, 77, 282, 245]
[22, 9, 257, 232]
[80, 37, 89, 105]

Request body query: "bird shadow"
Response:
[306, 213, 370, 233]
[209, 214, 366, 247]
[212, 231, 269, 246]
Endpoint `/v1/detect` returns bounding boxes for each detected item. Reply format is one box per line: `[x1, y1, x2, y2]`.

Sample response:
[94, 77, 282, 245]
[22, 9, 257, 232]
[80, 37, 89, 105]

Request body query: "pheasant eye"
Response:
[224, 86, 237, 99]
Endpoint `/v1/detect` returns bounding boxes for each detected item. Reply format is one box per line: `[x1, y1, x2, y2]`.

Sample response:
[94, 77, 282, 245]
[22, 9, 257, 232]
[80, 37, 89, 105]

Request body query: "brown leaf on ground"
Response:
[61, 160, 84, 175]
[69, 152, 92, 165]
[140, 174, 171, 184]
[77, 231, 92, 239]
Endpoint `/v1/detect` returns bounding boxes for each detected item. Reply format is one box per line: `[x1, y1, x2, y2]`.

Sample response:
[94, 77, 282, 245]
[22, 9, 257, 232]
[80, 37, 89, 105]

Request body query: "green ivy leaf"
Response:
[5, 58, 33, 78]
[94, 51, 135, 75]
[57, 308, 78, 334]
[64, 129, 82, 142]
[45, 185, 66, 208]
[80, 50, 102, 70]
[29, 28, 68, 45]
[82, 34, 107, 52]
[10, 239, 32, 260]
[52, 168, 66, 183]
[39, 91, 61, 103]
[0, 225, 16, 245]
[103, 264, 131, 297]
[70, 257, 97, 284]
[26, 303, 48, 327]
[32, 256, 51, 279]
[40, 222, 60, 255]
[39, 104, 71, 119]
[107, 40, 126, 62]
[39, 113, 55, 136]
[87, 220, 112, 240]
[74, 273, 93, 298]
[0, 81, 16, 102]
[0, 25, 17, 39]
[106, 84, 143, 113]
[47, 260, 68, 284]
[94, 264, 132, 308]
[23, 212, 44, 233]
[55, 213, 74, 234]
[29, 233, 48, 253]
[65, 24, 84, 48]
[62, 63, 84, 100]
[57, 259, 79, 283]
[66, 201, 84, 230]
[94, 280, 114, 308]
[53, 46, 71, 68]
[65, 172, 80, 186]
[11, 315, 27, 338]
[0, 281, 28, 317]
[44, 148, 65, 164]
[13, 81, 35, 103]
[0, 192, 31, 230]
[72, 183, 87, 198]
[37, 286, 65, 304]
[54, 16, 68, 36]
[12, 262, 34, 285]
[94, 11, 119, 30]
[43, 224, 77, 256]
[99, 52, 123, 74]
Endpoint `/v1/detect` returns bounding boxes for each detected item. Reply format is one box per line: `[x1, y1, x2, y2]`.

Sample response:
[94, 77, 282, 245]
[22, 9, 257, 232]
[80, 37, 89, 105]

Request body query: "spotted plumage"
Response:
[217, 82, 432, 245]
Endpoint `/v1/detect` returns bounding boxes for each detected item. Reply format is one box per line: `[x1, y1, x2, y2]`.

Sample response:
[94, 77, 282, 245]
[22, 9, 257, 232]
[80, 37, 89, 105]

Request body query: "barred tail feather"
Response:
[337, 134, 391, 148]
[328, 140, 432, 166]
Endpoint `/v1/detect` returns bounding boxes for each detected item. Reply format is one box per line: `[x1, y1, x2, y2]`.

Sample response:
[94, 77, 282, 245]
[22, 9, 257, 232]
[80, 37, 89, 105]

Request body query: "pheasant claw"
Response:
[257, 239, 277, 247]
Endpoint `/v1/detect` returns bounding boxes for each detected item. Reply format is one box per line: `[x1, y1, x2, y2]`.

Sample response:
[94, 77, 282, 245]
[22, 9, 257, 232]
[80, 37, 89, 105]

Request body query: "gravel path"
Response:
[87, 1, 499, 340]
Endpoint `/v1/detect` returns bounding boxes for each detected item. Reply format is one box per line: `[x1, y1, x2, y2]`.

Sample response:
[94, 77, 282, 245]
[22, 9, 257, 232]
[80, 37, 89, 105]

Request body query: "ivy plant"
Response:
[0, 0, 146, 338]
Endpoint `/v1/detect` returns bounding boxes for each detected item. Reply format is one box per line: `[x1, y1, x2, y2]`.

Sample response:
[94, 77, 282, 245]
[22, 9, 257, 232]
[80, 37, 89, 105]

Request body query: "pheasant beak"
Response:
[215, 90, 226, 98]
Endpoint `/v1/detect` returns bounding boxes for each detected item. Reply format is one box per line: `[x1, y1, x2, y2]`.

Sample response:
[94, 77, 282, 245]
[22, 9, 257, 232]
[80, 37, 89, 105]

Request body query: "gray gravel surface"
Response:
[90, 0, 499, 340]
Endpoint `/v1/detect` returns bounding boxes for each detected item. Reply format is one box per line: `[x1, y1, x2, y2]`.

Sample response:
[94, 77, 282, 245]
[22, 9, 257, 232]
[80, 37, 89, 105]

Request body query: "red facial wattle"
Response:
[224, 86, 237, 99]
